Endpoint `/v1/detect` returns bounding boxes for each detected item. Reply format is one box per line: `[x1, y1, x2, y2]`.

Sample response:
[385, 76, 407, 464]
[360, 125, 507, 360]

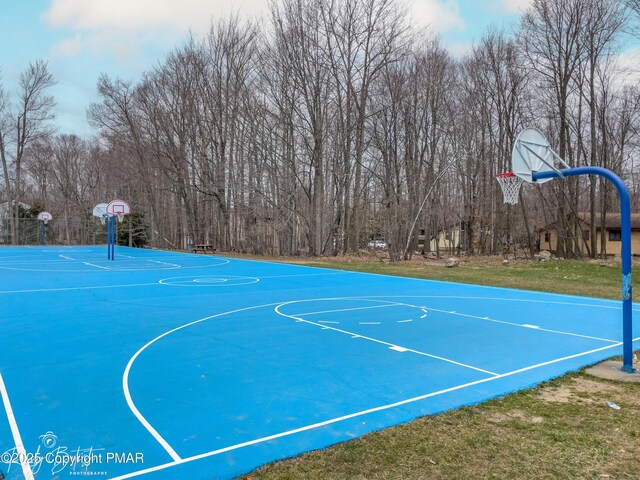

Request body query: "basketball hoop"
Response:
[117, 213, 124, 223]
[37, 211, 52, 224]
[496, 172, 522, 205]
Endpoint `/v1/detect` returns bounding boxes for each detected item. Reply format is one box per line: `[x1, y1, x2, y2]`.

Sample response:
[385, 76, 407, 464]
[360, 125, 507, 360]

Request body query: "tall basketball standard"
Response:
[37, 211, 52, 246]
[93, 200, 131, 260]
[497, 128, 635, 373]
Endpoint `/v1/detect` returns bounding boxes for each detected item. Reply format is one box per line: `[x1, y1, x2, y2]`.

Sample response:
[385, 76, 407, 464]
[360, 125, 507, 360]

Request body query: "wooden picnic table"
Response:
[192, 244, 216, 254]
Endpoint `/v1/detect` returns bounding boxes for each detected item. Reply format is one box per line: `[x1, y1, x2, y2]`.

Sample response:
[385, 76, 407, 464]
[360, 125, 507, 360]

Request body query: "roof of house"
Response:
[539, 212, 640, 231]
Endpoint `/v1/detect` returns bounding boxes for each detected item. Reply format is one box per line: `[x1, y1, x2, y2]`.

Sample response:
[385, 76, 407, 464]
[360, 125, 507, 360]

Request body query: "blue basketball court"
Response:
[0, 246, 638, 479]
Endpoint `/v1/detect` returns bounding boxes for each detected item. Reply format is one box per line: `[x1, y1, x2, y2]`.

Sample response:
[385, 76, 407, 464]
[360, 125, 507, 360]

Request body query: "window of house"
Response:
[583, 230, 590, 241]
[609, 230, 621, 241]
[445, 232, 451, 240]
[544, 232, 551, 243]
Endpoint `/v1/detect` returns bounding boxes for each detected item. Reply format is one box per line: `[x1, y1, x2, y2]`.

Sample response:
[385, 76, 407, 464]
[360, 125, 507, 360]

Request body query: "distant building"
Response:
[537, 212, 640, 256]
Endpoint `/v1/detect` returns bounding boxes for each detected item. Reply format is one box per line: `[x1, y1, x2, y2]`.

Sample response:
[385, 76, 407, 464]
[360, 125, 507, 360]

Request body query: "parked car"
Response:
[367, 239, 387, 249]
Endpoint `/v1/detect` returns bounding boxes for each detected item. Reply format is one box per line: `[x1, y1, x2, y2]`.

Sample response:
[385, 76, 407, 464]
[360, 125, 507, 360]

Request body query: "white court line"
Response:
[120, 303, 293, 463]
[425, 307, 619, 344]
[276, 303, 497, 376]
[59, 254, 75, 260]
[148, 260, 181, 268]
[110, 337, 640, 480]
[123, 347, 182, 461]
[0, 282, 159, 295]
[258, 272, 352, 279]
[83, 262, 110, 270]
[291, 303, 405, 317]
[0, 258, 93, 264]
[390, 346, 409, 352]
[359, 322, 381, 325]
[0, 372, 35, 480]
[387, 295, 630, 311]
[0, 258, 231, 272]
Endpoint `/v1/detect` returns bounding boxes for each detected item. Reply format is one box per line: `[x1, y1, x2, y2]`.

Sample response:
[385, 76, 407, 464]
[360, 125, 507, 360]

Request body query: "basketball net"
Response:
[117, 214, 124, 223]
[496, 172, 522, 205]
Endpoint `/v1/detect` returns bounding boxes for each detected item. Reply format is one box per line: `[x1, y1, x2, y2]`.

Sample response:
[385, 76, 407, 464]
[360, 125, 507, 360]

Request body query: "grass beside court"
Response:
[298, 256, 634, 300]
[235, 254, 640, 480]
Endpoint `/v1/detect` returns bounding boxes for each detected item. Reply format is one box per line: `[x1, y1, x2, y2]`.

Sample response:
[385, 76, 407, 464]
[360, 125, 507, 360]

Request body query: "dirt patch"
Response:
[486, 409, 544, 424]
[537, 377, 628, 404]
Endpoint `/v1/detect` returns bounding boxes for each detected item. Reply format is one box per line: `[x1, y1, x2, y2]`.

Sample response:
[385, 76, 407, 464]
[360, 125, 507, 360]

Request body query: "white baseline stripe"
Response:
[111, 337, 639, 480]
[0, 282, 159, 295]
[0, 257, 91, 264]
[0, 373, 35, 480]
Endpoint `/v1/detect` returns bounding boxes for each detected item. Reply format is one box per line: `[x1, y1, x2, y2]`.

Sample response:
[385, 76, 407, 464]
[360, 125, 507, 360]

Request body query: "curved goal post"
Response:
[500, 129, 635, 373]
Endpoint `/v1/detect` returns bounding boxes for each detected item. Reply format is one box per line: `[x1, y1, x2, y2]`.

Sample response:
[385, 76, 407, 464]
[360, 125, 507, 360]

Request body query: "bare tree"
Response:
[0, 60, 55, 243]
[520, 0, 587, 257]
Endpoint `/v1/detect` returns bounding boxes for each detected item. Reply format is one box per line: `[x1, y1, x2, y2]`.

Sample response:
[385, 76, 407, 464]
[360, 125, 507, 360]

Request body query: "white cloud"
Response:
[51, 33, 84, 57]
[44, 0, 267, 33]
[408, 0, 465, 33]
[43, 0, 269, 61]
[612, 46, 640, 87]
[447, 41, 473, 58]
[497, 0, 533, 14]
[43, 0, 468, 64]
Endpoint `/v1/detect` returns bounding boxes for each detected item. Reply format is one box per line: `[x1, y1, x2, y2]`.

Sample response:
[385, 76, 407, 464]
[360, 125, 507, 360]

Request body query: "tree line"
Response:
[1, 0, 639, 259]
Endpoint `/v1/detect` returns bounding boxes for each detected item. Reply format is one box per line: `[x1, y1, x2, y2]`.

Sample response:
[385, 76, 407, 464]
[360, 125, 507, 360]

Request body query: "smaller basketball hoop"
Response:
[106, 199, 131, 218]
[93, 203, 109, 225]
[37, 211, 52, 224]
[496, 173, 522, 205]
[106, 199, 131, 224]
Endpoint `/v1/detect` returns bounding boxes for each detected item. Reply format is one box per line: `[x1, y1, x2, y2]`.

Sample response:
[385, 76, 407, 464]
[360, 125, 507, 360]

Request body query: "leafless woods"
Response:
[2, 0, 639, 259]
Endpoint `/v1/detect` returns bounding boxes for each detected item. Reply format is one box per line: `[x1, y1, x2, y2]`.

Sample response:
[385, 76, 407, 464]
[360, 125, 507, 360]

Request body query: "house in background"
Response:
[431, 225, 462, 253]
[537, 212, 640, 256]
[418, 223, 464, 253]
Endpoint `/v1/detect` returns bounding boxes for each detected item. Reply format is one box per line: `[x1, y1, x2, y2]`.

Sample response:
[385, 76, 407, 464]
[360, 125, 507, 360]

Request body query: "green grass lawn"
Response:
[230, 255, 640, 480]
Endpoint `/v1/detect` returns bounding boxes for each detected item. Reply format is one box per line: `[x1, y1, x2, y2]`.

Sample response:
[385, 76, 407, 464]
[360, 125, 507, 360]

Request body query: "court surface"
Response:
[0, 246, 638, 479]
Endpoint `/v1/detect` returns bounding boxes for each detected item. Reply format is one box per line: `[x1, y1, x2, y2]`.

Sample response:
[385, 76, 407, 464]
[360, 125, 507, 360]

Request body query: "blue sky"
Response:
[0, 0, 636, 136]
